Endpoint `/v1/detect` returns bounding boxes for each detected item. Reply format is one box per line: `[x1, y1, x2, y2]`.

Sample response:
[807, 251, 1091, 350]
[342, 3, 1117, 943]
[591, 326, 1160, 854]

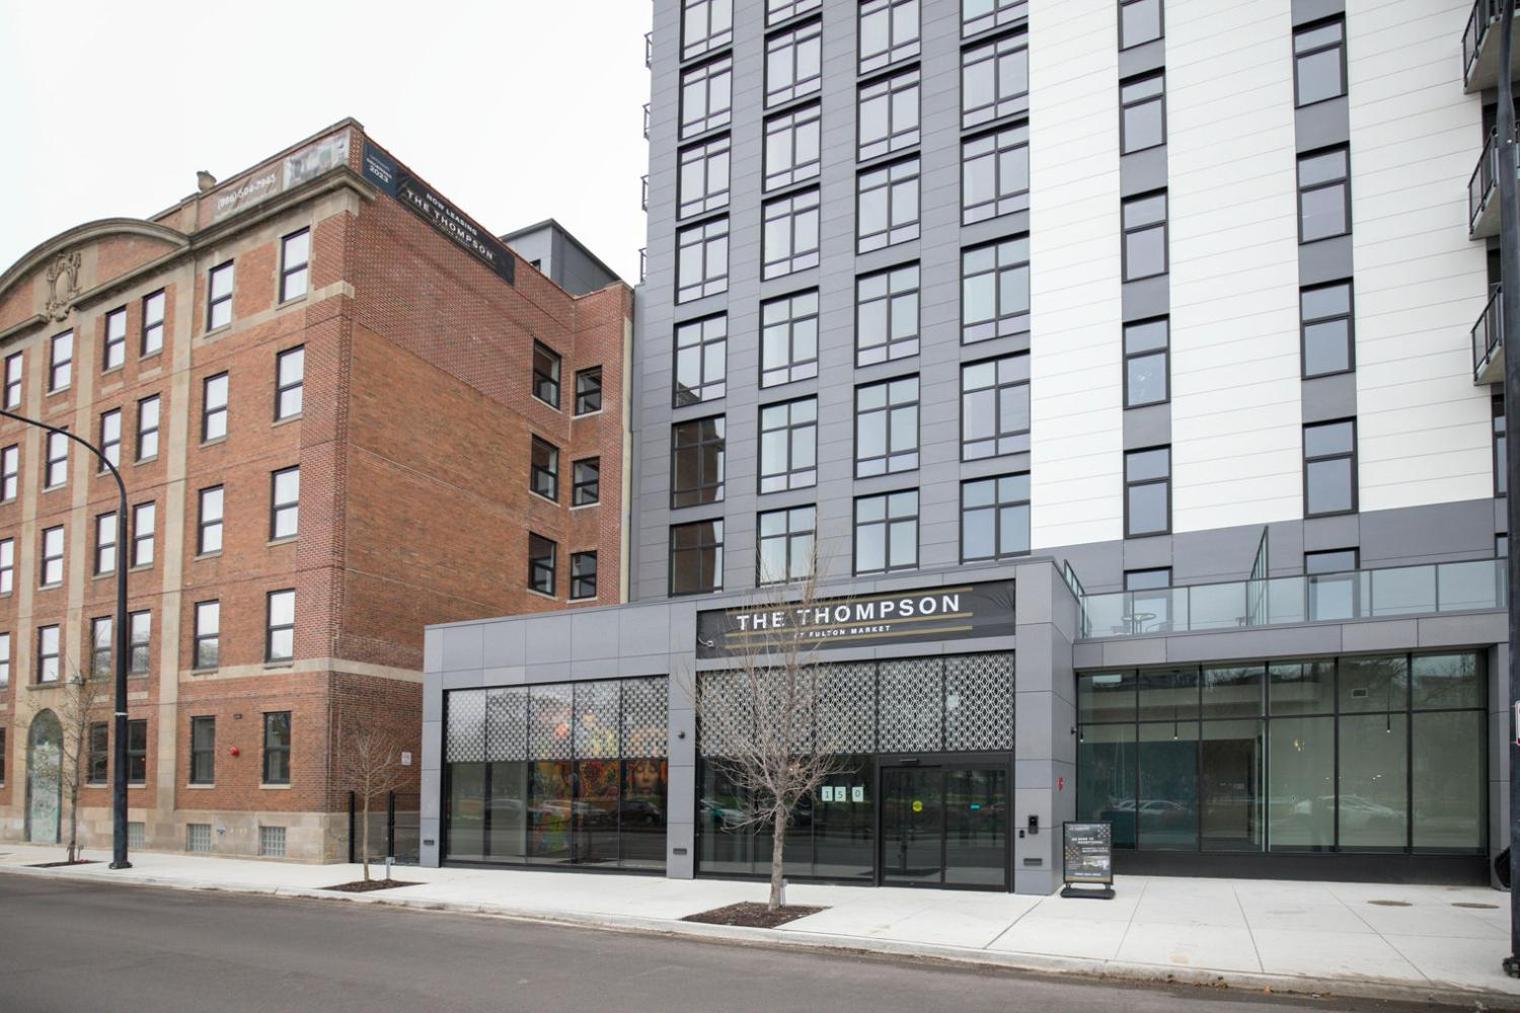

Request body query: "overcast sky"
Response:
[0, 0, 652, 282]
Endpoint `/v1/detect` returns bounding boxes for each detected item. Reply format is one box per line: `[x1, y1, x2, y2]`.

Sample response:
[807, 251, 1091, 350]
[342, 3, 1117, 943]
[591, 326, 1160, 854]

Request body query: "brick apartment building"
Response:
[0, 119, 632, 861]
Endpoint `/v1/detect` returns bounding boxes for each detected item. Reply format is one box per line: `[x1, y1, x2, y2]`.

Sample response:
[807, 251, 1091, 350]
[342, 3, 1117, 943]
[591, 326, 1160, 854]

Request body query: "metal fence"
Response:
[347, 791, 420, 866]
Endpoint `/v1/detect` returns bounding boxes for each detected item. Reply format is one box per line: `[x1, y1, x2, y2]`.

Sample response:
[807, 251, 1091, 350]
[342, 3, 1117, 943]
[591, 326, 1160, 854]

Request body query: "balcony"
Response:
[641, 175, 649, 212]
[1468, 129, 1516, 238]
[643, 103, 651, 140]
[1464, 0, 1520, 92]
[645, 32, 653, 69]
[1078, 558, 1506, 639]
[1473, 285, 1505, 385]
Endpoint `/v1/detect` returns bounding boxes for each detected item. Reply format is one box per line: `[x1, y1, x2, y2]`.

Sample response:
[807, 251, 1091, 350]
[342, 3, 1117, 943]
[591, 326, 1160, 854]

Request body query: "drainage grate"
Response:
[1367, 900, 1412, 907]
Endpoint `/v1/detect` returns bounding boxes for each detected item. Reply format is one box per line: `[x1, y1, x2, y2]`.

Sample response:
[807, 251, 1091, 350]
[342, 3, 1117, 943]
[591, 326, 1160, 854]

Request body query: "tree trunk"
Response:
[768, 804, 787, 911]
[361, 793, 371, 882]
[66, 788, 79, 863]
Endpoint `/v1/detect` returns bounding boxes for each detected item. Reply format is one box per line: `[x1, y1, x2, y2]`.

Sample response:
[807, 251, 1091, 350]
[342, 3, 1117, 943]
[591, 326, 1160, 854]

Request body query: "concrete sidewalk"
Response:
[1, 844, 1515, 1008]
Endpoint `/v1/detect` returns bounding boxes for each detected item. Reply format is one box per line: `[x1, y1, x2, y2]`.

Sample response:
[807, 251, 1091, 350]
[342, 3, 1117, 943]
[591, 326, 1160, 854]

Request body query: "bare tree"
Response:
[336, 710, 415, 882]
[55, 655, 108, 864]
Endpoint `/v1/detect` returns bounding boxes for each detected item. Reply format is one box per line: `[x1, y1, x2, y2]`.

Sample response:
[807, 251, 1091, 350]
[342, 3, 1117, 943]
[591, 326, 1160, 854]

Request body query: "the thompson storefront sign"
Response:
[695, 581, 1015, 659]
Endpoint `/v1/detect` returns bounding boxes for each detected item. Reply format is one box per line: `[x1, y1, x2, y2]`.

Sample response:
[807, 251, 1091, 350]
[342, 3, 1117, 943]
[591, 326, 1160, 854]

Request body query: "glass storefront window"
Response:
[487, 761, 528, 861]
[1201, 719, 1263, 851]
[1077, 723, 1136, 848]
[1137, 667, 1199, 721]
[1078, 671, 1136, 724]
[448, 763, 487, 861]
[1267, 716, 1334, 849]
[1411, 653, 1484, 709]
[1138, 721, 1198, 850]
[1338, 655, 1408, 714]
[1201, 664, 1263, 718]
[1337, 713, 1408, 849]
[1268, 659, 1335, 715]
[1412, 710, 1485, 850]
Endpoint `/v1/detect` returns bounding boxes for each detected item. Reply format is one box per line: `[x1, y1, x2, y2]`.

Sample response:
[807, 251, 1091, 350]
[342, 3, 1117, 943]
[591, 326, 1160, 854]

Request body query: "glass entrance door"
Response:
[882, 767, 942, 884]
[881, 763, 1009, 889]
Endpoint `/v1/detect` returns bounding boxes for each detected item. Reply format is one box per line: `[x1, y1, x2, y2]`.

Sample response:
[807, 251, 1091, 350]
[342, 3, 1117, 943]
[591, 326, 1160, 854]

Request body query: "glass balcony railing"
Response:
[1078, 558, 1507, 639]
[1473, 284, 1504, 385]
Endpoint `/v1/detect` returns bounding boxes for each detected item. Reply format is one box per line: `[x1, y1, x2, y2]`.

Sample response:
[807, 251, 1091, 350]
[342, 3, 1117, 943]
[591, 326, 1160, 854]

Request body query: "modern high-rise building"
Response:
[421, 0, 1511, 893]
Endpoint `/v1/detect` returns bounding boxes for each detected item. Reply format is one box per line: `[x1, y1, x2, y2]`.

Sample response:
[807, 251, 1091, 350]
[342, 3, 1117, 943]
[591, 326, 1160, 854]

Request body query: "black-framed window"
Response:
[679, 136, 731, 218]
[859, 67, 920, 162]
[962, 236, 1030, 343]
[280, 228, 310, 303]
[193, 600, 220, 669]
[0, 727, 6, 781]
[764, 104, 822, 191]
[262, 711, 291, 785]
[858, 158, 920, 253]
[131, 502, 155, 567]
[570, 551, 598, 600]
[1301, 282, 1354, 377]
[758, 505, 816, 585]
[1298, 147, 1351, 243]
[0, 632, 9, 688]
[207, 261, 234, 331]
[1306, 548, 1357, 577]
[37, 624, 60, 683]
[962, 30, 1028, 129]
[855, 489, 918, 575]
[1119, 0, 1162, 48]
[271, 466, 300, 539]
[103, 307, 127, 371]
[856, 263, 920, 365]
[1122, 191, 1168, 281]
[1124, 317, 1169, 407]
[1126, 567, 1171, 590]
[44, 429, 67, 488]
[1295, 18, 1346, 107]
[759, 397, 818, 493]
[528, 534, 558, 596]
[677, 217, 730, 302]
[962, 125, 1029, 224]
[962, 473, 1030, 562]
[1125, 446, 1170, 536]
[142, 290, 165, 356]
[573, 367, 602, 416]
[855, 375, 919, 477]
[91, 616, 112, 678]
[276, 345, 304, 420]
[4, 352, 20, 407]
[129, 610, 150, 674]
[0, 537, 13, 594]
[136, 395, 159, 460]
[963, 0, 1026, 37]
[532, 342, 561, 408]
[1120, 73, 1165, 154]
[266, 589, 295, 662]
[1304, 419, 1356, 516]
[961, 353, 1030, 459]
[89, 722, 109, 784]
[40, 525, 63, 586]
[190, 716, 216, 785]
[100, 408, 121, 468]
[674, 314, 727, 406]
[760, 290, 819, 387]
[530, 436, 559, 501]
[672, 416, 726, 507]
[670, 519, 724, 595]
[682, 0, 732, 60]
[768, 0, 821, 22]
[197, 486, 223, 554]
[94, 511, 117, 576]
[202, 372, 228, 442]
[125, 724, 150, 793]
[572, 458, 601, 506]
[0, 445, 14, 501]
[1495, 394, 1507, 498]
[763, 188, 821, 278]
[766, 19, 823, 107]
[49, 331, 72, 392]
[681, 56, 732, 138]
[860, 0, 920, 74]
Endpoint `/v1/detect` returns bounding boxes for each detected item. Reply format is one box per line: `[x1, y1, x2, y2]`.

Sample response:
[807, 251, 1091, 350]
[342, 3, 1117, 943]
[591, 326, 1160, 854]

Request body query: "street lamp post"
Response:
[0, 407, 131, 870]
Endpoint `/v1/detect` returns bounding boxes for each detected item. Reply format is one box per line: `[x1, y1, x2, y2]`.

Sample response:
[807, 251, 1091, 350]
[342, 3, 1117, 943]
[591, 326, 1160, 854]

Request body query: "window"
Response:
[676, 217, 729, 302]
[103, 308, 127, 370]
[207, 261, 234, 330]
[0, 445, 14, 501]
[760, 290, 819, 387]
[670, 519, 723, 595]
[1122, 191, 1168, 281]
[91, 616, 112, 677]
[0, 632, 10, 688]
[89, 723, 109, 784]
[672, 416, 726, 507]
[768, 0, 820, 22]
[190, 717, 216, 785]
[573, 367, 603, 416]
[858, 68, 920, 161]
[266, 589, 295, 662]
[197, 486, 224, 555]
[1120, 0, 1162, 48]
[49, 331, 72, 392]
[764, 104, 822, 190]
[962, 236, 1030, 343]
[674, 314, 727, 405]
[1298, 147, 1351, 242]
[682, 0, 732, 59]
[1304, 419, 1356, 516]
[1301, 282, 1354, 377]
[40, 525, 63, 586]
[766, 20, 822, 107]
[187, 823, 212, 852]
[1495, 395, 1508, 498]
[961, 354, 1030, 458]
[679, 136, 731, 218]
[858, 158, 920, 252]
[757, 505, 816, 585]
[1124, 318, 1169, 407]
[142, 290, 165, 356]
[1125, 446, 1171, 536]
[45, 429, 67, 488]
[129, 610, 150, 674]
[270, 466, 300, 539]
[38, 624, 60, 683]
[262, 712, 291, 785]
[1306, 549, 1357, 576]
[131, 502, 155, 567]
[275, 345, 304, 420]
[962, 31, 1028, 128]
[570, 551, 598, 600]
[962, 473, 1030, 562]
[1120, 73, 1165, 153]
[759, 397, 818, 493]
[855, 490, 918, 574]
[1126, 568, 1171, 589]
[4, 352, 21, 407]
[856, 264, 920, 365]
[860, 0, 920, 74]
[530, 436, 559, 501]
[0, 538, 12, 594]
[763, 188, 821, 278]
[1499, 533, 1509, 557]
[963, 0, 1026, 37]
[680, 56, 732, 138]
[856, 376, 919, 477]
[280, 228, 310, 302]
[259, 825, 287, 858]
[193, 600, 220, 669]
[572, 458, 600, 506]
[963, 126, 1029, 225]
[532, 342, 561, 408]
[202, 372, 228, 442]
[136, 395, 160, 460]
[98, 409, 121, 470]
[94, 511, 117, 575]
[127, 719, 147, 784]
[1295, 18, 1346, 107]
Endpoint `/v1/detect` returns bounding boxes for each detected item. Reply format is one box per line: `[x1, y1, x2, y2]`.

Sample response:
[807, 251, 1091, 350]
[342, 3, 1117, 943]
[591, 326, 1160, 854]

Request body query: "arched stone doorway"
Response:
[26, 710, 62, 845]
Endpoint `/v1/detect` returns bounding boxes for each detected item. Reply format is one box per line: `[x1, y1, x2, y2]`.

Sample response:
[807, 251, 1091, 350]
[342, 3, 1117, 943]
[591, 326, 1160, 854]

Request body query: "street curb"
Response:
[1, 861, 1514, 1010]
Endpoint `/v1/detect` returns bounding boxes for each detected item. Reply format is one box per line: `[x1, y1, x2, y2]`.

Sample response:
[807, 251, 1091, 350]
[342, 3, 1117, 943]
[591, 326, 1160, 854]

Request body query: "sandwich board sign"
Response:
[1061, 822, 1115, 899]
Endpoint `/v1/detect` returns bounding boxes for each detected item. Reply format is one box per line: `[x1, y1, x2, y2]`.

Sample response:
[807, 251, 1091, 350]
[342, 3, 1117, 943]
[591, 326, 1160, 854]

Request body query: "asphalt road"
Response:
[0, 875, 1496, 1013]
